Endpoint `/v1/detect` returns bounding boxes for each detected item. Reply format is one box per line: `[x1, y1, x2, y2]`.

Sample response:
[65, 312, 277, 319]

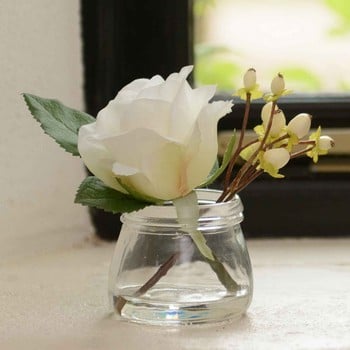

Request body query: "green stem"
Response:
[174, 192, 239, 293]
[189, 229, 215, 261]
[219, 101, 278, 202]
[190, 231, 239, 291]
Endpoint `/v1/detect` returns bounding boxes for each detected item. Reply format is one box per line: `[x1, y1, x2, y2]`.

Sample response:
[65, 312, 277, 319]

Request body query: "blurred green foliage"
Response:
[194, 0, 242, 90]
[274, 67, 322, 91]
[194, 44, 242, 91]
[324, 0, 350, 36]
[195, 57, 241, 91]
[194, 0, 217, 16]
[194, 0, 350, 93]
[338, 80, 350, 91]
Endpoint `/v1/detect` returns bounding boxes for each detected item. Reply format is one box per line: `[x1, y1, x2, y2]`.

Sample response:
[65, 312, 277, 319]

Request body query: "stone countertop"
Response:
[1, 238, 349, 350]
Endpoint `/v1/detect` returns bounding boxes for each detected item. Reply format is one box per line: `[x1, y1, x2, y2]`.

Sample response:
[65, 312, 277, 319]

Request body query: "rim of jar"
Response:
[121, 189, 244, 228]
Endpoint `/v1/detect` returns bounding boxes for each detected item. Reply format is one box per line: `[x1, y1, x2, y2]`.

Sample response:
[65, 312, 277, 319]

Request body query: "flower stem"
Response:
[114, 252, 180, 314]
[174, 192, 239, 292]
[290, 146, 314, 159]
[235, 169, 263, 194]
[218, 101, 278, 202]
[266, 134, 289, 149]
[298, 140, 316, 146]
[223, 93, 252, 190]
[188, 230, 239, 291]
[258, 101, 278, 150]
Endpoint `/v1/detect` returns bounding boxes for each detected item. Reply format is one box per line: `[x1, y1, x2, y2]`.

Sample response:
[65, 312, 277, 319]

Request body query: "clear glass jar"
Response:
[108, 189, 253, 325]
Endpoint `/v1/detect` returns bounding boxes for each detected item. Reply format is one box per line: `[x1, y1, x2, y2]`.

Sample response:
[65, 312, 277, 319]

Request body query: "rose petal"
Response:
[185, 100, 233, 189]
[95, 101, 122, 136]
[119, 172, 158, 200]
[116, 75, 164, 103]
[119, 98, 171, 136]
[100, 127, 178, 170]
[140, 142, 186, 200]
[169, 84, 217, 141]
[112, 162, 139, 176]
[78, 123, 127, 193]
[137, 66, 193, 102]
[113, 143, 186, 200]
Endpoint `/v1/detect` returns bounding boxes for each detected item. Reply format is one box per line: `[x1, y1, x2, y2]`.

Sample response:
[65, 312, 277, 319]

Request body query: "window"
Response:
[194, 0, 350, 93]
[194, 0, 350, 236]
[82, 0, 350, 238]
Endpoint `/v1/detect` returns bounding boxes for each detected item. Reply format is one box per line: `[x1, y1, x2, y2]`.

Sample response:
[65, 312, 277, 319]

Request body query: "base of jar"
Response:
[111, 285, 251, 326]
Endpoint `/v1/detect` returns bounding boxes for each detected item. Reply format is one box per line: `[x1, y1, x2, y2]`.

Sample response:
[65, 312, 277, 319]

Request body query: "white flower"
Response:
[243, 68, 256, 90]
[271, 73, 285, 95]
[261, 102, 286, 137]
[237, 68, 263, 100]
[78, 66, 233, 201]
[260, 148, 290, 178]
[319, 136, 335, 151]
[264, 73, 291, 102]
[240, 142, 260, 161]
[307, 127, 335, 163]
[287, 113, 312, 139]
[263, 148, 290, 169]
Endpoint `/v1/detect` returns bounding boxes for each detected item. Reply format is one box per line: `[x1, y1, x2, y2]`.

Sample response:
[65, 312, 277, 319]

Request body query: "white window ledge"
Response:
[1, 238, 349, 349]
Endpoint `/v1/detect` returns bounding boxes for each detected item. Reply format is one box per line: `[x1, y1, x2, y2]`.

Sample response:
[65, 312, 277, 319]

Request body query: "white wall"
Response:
[0, 0, 93, 263]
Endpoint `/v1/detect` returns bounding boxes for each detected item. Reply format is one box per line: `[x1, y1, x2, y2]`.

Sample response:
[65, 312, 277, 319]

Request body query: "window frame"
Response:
[81, 0, 350, 239]
[218, 94, 350, 131]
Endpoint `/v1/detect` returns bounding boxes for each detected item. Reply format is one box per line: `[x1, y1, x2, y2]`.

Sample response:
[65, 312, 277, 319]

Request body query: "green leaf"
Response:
[200, 130, 236, 187]
[208, 159, 220, 178]
[23, 93, 95, 156]
[75, 176, 151, 214]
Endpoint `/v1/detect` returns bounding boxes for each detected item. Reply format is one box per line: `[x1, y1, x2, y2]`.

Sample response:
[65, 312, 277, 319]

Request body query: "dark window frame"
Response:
[81, 0, 193, 240]
[219, 94, 350, 130]
[81, 0, 350, 239]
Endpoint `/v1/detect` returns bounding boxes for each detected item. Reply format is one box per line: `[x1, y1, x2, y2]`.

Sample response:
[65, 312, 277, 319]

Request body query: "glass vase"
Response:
[108, 189, 253, 325]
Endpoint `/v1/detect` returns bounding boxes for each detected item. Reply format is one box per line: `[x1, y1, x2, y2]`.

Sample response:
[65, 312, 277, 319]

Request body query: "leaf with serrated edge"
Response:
[75, 176, 151, 213]
[23, 93, 95, 156]
[200, 130, 236, 187]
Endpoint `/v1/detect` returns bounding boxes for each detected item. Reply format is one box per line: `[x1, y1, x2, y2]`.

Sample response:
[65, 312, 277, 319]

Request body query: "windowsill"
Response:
[1, 237, 349, 349]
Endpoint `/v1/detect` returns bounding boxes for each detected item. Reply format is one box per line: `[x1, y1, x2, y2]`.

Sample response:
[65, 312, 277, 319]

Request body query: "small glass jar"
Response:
[108, 189, 253, 325]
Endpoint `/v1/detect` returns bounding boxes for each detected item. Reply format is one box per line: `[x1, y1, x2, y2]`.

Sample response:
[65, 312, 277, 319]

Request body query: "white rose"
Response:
[78, 66, 233, 201]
